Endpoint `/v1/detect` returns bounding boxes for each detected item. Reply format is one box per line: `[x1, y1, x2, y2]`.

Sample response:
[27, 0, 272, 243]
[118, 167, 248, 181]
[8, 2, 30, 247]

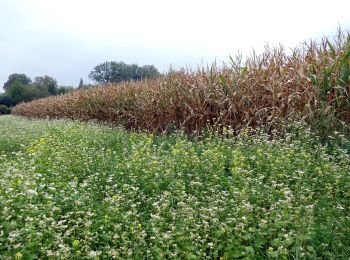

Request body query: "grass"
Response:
[0, 115, 349, 259]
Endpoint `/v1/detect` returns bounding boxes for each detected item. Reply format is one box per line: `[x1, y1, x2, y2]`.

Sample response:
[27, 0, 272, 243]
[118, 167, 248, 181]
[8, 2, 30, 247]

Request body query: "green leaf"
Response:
[327, 39, 336, 57]
[219, 75, 227, 87]
[267, 251, 279, 258]
[186, 253, 199, 260]
[309, 74, 318, 86]
[240, 67, 248, 76]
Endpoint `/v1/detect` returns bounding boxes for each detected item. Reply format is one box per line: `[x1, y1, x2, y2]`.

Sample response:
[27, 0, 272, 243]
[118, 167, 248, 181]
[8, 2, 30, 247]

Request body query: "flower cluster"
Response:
[0, 116, 349, 258]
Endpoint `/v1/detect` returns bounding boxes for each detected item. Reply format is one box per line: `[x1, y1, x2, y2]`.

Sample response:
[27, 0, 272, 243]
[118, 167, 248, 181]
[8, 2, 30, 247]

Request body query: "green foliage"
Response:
[57, 86, 74, 95]
[0, 94, 15, 107]
[6, 80, 45, 104]
[3, 73, 32, 92]
[0, 116, 349, 258]
[32, 75, 58, 96]
[7, 81, 25, 102]
[89, 61, 160, 84]
[305, 30, 350, 137]
[0, 105, 11, 115]
[3, 73, 67, 105]
[78, 78, 84, 88]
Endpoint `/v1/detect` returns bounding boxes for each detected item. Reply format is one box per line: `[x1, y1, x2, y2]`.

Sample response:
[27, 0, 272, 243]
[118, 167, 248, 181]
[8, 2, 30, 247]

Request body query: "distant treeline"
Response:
[0, 74, 74, 115]
[0, 61, 160, 115]
[89, 61, 160, 84]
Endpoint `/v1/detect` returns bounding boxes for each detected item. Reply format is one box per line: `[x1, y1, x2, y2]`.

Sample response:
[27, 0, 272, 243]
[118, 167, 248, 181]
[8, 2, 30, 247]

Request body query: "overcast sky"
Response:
[1, 0, 350, 92]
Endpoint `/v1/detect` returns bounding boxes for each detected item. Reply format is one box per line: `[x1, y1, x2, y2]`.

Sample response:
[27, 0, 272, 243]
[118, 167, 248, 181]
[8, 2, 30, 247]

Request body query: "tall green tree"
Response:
[78, 78, 84, 88]
[89, 61, 160, 84]
[33, 76, 58, 96]
[7, 81, 40, 103]
[3, 73, 32, 92]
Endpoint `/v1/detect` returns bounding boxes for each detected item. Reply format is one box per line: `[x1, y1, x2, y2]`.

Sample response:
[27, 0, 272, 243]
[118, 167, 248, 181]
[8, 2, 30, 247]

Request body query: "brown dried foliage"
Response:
[13, 30, 350, 134]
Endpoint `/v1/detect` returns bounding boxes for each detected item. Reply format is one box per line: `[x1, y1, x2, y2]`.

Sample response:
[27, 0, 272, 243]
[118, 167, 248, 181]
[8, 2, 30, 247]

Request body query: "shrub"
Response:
[0, 104, 11, 115]
[0, 94, 15, 107]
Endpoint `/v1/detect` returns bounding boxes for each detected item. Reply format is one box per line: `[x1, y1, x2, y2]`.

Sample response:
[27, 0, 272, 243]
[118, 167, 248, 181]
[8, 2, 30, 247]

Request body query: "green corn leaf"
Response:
[240, 67, 248, 76]
[341, 66, 350, 84]
[309, 74, 318, 86]
[327, 39, 336, 57]
[219, 75, 227, 86]
[341, 47, 350, 64]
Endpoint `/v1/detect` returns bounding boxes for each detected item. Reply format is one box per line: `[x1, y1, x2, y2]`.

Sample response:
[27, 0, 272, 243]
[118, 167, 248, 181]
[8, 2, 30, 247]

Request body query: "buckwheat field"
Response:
[1, 115, 349, 259]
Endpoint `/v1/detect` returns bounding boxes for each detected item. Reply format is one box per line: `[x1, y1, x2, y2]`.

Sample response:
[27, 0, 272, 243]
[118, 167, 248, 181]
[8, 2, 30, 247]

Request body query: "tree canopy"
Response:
[32, 76, 58, 96]
[0, 73, 72, 110]
[89, 61, 160, 84]
[6, 81, 40, 104]
[3, 73, 32, 91]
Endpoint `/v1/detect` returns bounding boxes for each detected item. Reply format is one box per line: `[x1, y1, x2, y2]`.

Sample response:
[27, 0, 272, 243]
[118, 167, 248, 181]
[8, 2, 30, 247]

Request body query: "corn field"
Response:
[13, 30, 350, 134]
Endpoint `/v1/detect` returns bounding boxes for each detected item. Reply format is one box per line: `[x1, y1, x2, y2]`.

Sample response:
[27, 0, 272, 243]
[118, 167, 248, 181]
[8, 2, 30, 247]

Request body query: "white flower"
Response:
[27, 189, 38, 196]
[336, 204, 344, 210]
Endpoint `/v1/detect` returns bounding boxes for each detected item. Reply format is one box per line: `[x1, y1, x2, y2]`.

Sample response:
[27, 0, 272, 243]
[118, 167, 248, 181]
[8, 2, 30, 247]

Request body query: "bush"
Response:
[0, 94, 15, 107]
[0, 105, 11, 115]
